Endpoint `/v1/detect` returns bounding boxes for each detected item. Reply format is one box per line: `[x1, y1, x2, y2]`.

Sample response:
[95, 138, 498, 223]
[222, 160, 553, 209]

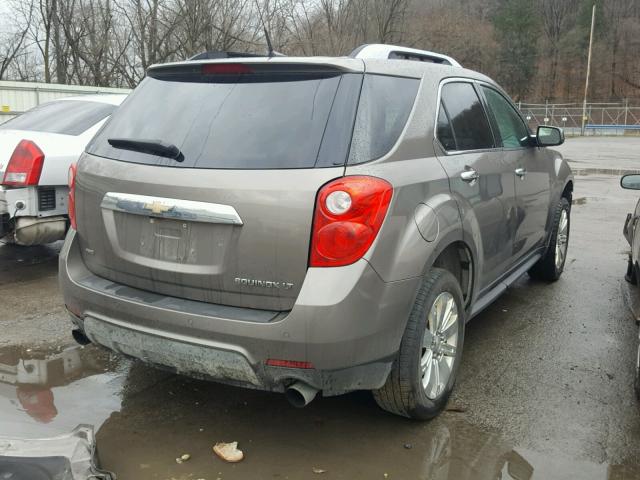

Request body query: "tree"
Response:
[540, 0, 579, 100]
[0, 7, 32, 80]
[0, 0, 638, 102]
[492, 0, 541, 100]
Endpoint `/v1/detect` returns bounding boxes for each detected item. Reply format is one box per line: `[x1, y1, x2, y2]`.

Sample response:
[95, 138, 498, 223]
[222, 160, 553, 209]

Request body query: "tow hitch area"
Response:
[0, 425, 114, 480]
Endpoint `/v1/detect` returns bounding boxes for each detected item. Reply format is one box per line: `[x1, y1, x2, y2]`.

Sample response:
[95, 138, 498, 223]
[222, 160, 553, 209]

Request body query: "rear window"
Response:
[0, 100, 116, 135]
[87, 70, 419, 169]
[88, 73, 361, 169]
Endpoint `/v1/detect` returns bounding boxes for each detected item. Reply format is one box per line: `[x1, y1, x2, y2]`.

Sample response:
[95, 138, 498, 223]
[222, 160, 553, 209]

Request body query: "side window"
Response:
[436, 102, 456, 151]
[440, 82, 494, 151]
[481, 87, 530, 148]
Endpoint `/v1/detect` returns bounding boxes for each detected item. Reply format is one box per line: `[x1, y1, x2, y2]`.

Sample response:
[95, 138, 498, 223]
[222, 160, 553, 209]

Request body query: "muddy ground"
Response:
[1, 137, 640, 479]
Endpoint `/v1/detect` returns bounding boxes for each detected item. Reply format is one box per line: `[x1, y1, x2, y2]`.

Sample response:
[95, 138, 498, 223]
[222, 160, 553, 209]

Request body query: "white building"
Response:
[0, 81, 130, 124]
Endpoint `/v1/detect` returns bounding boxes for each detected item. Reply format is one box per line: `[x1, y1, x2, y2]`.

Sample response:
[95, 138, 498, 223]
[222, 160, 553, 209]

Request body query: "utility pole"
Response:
[581, 4, 596, 136]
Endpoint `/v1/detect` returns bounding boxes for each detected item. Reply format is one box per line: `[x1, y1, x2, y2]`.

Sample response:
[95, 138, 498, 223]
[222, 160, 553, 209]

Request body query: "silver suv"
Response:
[59, 45, 573, 419]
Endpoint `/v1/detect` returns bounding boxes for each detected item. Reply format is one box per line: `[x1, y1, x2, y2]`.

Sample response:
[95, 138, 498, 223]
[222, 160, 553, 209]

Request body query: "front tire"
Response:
[529, 197, 571, 281]
[373, 268, 465, 420]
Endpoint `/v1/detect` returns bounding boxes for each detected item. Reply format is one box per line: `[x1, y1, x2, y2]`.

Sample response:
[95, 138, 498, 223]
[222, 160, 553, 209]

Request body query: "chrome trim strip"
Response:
[100, 192, 243, 225]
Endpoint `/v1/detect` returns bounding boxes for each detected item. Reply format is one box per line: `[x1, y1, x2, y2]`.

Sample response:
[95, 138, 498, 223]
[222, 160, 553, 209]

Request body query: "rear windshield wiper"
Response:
[107, 138, 184, 162]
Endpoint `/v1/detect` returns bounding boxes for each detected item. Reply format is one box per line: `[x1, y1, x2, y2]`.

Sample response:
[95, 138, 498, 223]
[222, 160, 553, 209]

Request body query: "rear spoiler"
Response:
[147, 60, 361, 81]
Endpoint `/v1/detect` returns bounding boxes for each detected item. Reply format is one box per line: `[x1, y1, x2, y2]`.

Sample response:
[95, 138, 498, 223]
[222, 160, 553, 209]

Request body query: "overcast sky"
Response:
[0, 2, 16, 34]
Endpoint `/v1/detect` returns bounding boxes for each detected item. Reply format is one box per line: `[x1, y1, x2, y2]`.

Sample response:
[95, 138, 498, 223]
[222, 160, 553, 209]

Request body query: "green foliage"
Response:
[492, 0, 541, 99]
[577, 0, 605, 37]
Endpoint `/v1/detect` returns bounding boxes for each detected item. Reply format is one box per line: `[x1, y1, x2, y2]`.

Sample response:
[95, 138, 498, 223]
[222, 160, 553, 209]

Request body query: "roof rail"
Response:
[349, 44, 461, 68]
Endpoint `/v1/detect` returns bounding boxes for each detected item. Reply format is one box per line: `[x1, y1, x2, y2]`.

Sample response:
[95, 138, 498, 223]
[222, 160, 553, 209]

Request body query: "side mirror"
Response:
[536, 126, 564, 147]
[621, 174, 640, 190]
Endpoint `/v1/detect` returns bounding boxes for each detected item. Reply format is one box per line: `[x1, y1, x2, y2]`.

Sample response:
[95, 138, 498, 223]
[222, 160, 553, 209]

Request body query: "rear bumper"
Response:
[59, 229, 420, 395]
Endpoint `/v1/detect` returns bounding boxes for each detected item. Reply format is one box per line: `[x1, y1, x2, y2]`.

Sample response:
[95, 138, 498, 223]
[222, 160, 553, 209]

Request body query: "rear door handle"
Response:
[460, 169, 479, 183]
[515, 167, 527, 178]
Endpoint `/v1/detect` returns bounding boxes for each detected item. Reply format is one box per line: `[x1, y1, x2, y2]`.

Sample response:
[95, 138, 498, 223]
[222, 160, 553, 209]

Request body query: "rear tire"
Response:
[529, 197, 570, 281]
[373, 268, 465, 420]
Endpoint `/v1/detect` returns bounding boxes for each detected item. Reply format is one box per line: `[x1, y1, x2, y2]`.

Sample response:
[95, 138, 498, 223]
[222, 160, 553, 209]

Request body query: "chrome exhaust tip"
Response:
[285, 382, 319, 408]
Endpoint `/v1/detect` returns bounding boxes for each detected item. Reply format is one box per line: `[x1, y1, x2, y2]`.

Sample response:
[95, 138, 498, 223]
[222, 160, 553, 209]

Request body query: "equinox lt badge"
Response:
[234, 278, 294, 290]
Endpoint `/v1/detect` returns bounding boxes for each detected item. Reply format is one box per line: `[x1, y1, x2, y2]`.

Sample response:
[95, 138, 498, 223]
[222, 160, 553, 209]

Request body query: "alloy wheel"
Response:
[421, 292, 459, 399]
[555, 209, 569, 270]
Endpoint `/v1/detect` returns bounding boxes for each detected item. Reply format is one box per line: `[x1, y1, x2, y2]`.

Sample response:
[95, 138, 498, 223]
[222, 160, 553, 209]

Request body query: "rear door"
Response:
[434, 81, 518, 292]
[480, 85, 552, 260]
[76, 63, 363, 311]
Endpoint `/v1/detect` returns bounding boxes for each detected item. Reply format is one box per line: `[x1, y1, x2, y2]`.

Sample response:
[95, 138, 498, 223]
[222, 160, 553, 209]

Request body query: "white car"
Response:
[0, 94, 127, 245]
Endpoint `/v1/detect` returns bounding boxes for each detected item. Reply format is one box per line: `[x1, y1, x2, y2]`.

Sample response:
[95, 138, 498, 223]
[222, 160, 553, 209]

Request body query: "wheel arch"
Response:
[422, 236, 476, 310]
[562, 180, 574, 202]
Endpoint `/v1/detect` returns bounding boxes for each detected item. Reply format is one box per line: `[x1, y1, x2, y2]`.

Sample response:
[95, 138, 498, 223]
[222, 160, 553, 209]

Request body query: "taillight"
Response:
[202, 63, 253, 75]
[309, 176, 393, 267]
[68, 162, 77, 230]
[1, 140, 45, 186]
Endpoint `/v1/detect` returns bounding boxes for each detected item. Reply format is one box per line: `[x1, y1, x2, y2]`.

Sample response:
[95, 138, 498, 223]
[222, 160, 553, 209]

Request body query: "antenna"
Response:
[254, 0, 279, 57]
[263, 27, 274, 57]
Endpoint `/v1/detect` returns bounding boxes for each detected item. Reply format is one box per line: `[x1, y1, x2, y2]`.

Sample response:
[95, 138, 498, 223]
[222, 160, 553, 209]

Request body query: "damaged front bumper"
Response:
[0, 425, 114, 480]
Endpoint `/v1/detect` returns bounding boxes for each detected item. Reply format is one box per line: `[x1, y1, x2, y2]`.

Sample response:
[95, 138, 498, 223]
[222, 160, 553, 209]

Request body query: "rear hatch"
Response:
[76, 60, 365, 311]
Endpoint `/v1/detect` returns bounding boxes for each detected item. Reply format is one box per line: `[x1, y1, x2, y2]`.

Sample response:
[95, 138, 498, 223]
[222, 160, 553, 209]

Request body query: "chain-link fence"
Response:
[518, 102, 640, 136]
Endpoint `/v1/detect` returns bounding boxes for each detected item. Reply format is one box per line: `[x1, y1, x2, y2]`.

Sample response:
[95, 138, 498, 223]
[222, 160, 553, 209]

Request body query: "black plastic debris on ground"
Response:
[0, 425, 113, 480]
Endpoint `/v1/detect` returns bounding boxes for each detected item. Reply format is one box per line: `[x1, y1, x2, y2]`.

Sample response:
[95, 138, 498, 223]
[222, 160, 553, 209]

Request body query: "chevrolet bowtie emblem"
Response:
[144, 201, 172, 214]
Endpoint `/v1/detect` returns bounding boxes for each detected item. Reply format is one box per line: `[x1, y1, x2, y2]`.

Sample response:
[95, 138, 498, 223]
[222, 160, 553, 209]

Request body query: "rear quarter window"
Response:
[0, 100, 116, 135]
[347, 75, 420, 165]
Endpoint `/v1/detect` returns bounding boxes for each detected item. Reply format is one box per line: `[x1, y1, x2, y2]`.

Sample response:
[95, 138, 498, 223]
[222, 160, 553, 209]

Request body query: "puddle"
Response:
[0, 344, 637, 479]
[0, 344, 127, 439]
